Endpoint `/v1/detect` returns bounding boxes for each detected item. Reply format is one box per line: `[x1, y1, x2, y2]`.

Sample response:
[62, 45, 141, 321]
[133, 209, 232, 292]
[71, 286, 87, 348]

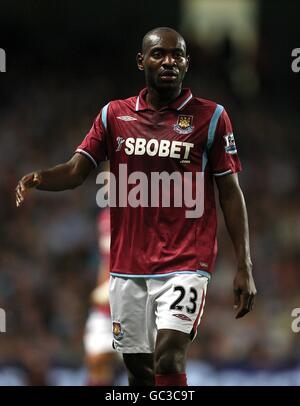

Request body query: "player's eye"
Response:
[152, 51, 163, 58]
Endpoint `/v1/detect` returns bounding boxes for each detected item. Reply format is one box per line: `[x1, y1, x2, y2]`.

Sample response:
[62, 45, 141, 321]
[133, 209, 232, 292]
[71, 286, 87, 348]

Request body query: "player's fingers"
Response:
[233, 289, 240, 310]
[16, 176, 36, 196]
[235, 293, 250, 318]
[248, 294, 256, 312]
[16, 185, 23, 201]
[15, 181, 21, 192]
[16, 193, 22, 207]
[15, 182, 26, 199]
[22, 173, 40, 188]
[33, 172, 40, 184]
[236, 308, 248, 319]
[16, 183, 26, 200]
[15, 185, 23, 202]
[15, 180, 30, 206]
[21, 177, 34, 188]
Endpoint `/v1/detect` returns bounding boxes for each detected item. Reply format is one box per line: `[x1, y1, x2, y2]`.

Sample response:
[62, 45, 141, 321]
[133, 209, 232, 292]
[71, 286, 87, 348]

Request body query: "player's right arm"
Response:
[16, 104, 109, 207]
[15, 153, 94, 207]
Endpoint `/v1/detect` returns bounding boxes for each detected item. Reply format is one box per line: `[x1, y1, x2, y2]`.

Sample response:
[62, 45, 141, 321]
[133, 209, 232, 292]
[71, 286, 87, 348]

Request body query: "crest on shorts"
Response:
[172, 313, 192, 322]
[174, 115, 194, 135]
[112, 321, 124, 340]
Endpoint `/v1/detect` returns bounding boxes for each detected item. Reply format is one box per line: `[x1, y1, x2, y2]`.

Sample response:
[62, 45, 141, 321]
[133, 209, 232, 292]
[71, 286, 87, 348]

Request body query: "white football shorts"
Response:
[109, 273, 208, 353]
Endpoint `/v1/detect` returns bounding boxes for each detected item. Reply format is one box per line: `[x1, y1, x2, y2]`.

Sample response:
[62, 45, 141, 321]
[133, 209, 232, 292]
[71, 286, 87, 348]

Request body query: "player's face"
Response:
[137, 32, 189, 92]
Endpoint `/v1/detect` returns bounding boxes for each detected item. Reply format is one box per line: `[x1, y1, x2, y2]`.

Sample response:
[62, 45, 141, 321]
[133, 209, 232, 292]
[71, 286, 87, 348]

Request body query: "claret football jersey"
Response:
[76, 88, 241, 278]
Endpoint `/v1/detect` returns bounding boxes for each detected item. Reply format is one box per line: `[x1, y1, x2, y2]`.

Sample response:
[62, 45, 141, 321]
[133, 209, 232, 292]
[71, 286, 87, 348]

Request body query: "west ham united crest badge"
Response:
[174, 115, 194, 135]
[112, 321, 124, 340]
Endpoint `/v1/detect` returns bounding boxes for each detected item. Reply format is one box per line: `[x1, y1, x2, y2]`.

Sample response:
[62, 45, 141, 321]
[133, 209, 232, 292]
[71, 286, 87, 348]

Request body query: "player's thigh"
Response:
[155, 328, 191, 355]
[151, 273, 208, 340]
[154, 329, 191, 372]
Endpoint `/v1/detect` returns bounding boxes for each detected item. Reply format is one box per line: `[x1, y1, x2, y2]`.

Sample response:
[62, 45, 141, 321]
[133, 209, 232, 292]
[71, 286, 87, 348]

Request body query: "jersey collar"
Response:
[135, 88, 193, 112]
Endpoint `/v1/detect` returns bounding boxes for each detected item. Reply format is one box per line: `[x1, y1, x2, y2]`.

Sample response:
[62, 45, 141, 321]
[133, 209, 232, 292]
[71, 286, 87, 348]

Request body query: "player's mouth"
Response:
[159, 71, 178, 82]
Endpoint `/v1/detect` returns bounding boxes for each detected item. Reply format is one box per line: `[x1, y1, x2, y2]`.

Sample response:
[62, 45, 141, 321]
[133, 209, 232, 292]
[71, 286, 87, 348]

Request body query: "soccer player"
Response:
[84, 208, 119, 386]
[16, 27, 257, 386]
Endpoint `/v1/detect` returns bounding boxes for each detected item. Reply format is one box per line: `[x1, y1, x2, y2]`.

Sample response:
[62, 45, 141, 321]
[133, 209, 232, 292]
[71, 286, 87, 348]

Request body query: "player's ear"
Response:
[136, 53, 144, 71]
[185, 55, 190, 73]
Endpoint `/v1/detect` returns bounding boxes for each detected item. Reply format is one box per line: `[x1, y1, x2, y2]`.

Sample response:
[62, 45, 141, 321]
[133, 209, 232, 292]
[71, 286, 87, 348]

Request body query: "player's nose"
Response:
[162, 54, 176, 67]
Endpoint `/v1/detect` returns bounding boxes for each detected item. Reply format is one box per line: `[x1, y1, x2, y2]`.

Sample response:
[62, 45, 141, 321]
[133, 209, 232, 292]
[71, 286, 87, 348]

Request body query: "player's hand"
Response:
[233, 266, 257, 319]
[15, 172, 41, 207]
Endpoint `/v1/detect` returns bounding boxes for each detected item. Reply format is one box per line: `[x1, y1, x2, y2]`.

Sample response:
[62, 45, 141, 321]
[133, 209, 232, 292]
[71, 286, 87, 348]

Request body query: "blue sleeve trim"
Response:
[202, 104, 224, 172]
[207, 104, 224, 150]
[101, 103, 110, 130]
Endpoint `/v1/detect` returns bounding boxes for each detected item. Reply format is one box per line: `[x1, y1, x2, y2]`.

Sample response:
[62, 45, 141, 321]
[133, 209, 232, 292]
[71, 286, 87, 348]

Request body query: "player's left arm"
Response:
[215, 173, 257, 319]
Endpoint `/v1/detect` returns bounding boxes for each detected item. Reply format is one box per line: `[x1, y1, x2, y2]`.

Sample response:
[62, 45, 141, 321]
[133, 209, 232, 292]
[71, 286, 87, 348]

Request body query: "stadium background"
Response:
[0, 0, 299, 385]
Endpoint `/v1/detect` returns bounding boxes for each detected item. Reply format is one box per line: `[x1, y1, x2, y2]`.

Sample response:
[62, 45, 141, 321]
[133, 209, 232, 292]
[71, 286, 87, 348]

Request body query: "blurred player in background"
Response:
[16, 27, 257, 386]
[84, 207, 118, 386]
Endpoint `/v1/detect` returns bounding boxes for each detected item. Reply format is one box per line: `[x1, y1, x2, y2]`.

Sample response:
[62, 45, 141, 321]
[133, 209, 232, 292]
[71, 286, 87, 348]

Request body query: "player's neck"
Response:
[146, 87, 182, 111]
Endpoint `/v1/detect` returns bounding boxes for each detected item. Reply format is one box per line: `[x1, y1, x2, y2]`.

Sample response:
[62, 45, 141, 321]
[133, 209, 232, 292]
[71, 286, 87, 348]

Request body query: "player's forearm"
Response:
[36, 162, 85, 191]
[219, 185, 252, 270]
[16, 154, 94, 207]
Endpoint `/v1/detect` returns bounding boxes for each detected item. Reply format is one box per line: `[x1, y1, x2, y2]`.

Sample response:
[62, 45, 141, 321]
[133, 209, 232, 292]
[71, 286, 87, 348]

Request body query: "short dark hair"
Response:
[142, 27, 186, 53]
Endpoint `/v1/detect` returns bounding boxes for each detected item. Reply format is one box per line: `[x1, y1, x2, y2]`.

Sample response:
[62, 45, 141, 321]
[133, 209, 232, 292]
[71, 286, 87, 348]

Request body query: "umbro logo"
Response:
[117, 116, 137, 121]
[172, 314, 192, 322]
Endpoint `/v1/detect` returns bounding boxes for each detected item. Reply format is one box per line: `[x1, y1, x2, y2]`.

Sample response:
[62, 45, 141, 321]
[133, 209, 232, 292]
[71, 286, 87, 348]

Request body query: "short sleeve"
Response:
[75, 105, 109, 167]
[208, 108, 242, 176]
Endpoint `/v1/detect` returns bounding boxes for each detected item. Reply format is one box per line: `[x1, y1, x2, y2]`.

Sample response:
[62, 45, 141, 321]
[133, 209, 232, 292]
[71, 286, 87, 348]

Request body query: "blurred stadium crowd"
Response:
[0, 33, 300, 385]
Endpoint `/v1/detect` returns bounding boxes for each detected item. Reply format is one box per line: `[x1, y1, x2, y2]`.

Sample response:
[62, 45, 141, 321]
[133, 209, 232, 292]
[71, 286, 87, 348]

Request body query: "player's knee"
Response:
[155, 350, 186, 374]
[155, 330, 190, 374]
